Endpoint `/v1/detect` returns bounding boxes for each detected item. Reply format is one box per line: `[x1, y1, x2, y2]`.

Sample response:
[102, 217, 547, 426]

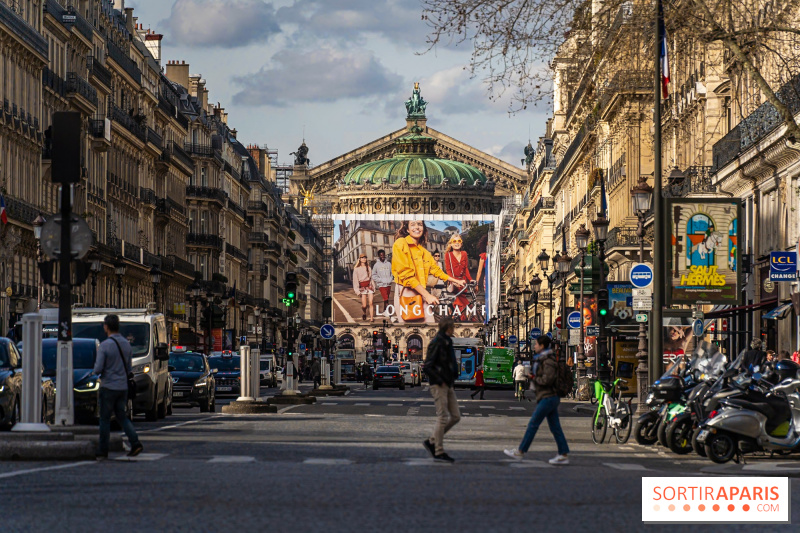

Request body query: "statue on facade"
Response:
[291, 141, 309, 166]
[523, 142, 535, 169]
[405, 82, 428, 117]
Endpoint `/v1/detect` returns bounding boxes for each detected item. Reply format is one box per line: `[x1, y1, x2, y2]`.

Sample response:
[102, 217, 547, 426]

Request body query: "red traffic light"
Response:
[493, 342, 497, 347]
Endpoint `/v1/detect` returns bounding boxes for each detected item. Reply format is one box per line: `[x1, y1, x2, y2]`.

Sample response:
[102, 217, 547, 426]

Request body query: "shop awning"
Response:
[704, 299, 778, 318]
[763, 302, 793, 320]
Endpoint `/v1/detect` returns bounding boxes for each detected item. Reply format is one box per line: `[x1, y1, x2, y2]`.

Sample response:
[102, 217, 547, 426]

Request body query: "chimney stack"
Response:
[165, 60, 190, 90]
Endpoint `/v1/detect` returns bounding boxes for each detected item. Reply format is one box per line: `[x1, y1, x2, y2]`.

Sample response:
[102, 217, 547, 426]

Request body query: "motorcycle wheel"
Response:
[704, 432, 737, 464]
[657, 418, 668, 447]
[666, 416, 694, 455]
[634, 417, 659, 445]
[692, 427, 707, 457]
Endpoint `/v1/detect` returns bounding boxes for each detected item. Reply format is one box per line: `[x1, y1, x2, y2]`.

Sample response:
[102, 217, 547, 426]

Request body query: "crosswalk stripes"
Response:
[114, 453, 168, 462]
[209, 456, 256, 463]
[354, 403, 370, 406]
[603, 463, 650, 471]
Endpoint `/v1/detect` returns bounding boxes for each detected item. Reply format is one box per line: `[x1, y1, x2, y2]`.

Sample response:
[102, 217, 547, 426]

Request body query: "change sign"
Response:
[770, 251, 798, 281]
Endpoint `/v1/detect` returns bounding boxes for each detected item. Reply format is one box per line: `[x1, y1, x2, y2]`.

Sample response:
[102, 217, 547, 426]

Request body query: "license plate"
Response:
[217, 386, 232, 392]
[696, 429, 709, 442]
[173, 391, 184, 397]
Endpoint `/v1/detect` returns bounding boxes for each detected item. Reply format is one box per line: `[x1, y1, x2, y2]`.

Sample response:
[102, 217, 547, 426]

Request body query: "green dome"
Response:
[344, 126, 486, 187]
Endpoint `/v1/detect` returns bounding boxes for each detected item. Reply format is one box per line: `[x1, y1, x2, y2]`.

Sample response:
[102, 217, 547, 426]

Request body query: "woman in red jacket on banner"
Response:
[444, 234, 472, 319]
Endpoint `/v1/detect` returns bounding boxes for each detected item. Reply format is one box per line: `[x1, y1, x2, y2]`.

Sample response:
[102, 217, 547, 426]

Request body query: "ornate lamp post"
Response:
[150, 265, 162, 312]
[521, 285, 532, 357]
[33, 214, 45, 310]
[529, 274, 542, 338]
[555, 240, 572, 354]
[537, 249, 551, 332]
[89, 253, 101, 307]
[114, 259, 126, 308]
[592, 208, 611, 382]
[631, 175, 654, 412]
[186, 281, 201, 352]
[239, 299, 247, 348]
[575, 224, 591, 382]
[254, 306, 262, 351]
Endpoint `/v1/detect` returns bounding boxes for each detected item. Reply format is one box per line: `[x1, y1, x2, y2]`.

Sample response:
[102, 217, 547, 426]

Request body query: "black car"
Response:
[169, 350, 216, 411]
[208, 353, 241, 396]
[43, 338, 104, 423]
[1, 337, 56, 429]
[373, 365, 405, 390]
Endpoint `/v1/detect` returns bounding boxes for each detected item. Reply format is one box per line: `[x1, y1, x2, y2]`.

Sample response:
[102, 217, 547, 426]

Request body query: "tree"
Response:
[422, 0, 800, 140]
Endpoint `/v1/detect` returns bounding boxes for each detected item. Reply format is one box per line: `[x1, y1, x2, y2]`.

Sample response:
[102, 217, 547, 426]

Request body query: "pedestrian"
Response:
[312, 357, 321, 388]
[352, 253, 376, 322]
[372, 250, 393, 316]
[93, 314, 143, 459]
[513, 360, 529, 401]
[504, 335, 570, 465]
[470, 366, 485, 400]
[793, 351, 800, 364]
[766, 350, 776, 363]
[778, 350, 791, 361]
[422, 318, 460, 463]
[742, 338, 767, 372]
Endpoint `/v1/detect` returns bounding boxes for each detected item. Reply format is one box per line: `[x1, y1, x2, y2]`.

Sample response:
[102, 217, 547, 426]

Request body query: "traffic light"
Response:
[372, 331, 378, 345]
[597, 289, 609, 317]
[285, 272, 297, 306]
[492, 342, 498, 347]
[500, 334, 506, 347]
[393, 343, 398, 354]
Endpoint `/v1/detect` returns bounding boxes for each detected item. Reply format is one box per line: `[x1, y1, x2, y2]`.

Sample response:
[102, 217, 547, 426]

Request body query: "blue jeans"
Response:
[98, 388, 140, 456]
[519, 396, 569, 455]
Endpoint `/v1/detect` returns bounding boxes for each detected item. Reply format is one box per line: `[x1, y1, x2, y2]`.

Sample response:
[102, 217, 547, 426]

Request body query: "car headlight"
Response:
[645, 392, 654, 405]
[194, 379, 207, 388]
[0, 384, 4, 392]
[74, 380, 100, 392]
[132, 364, 151, 374]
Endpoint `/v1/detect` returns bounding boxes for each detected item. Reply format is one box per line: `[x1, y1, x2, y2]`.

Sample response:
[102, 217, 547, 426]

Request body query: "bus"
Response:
[335, 349, 357, 381]
[452, 337, 482, 387]
[483, 347, 515, 388]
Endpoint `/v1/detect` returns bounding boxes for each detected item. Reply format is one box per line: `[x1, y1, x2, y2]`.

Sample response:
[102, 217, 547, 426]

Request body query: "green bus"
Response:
[483, 348, 515, 388]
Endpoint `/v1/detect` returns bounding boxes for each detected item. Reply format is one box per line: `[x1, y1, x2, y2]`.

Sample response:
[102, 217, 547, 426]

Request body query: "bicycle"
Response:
[515, 380, 528, 402]
[437, 281, 484, 322]
[591, 378, 632, 444]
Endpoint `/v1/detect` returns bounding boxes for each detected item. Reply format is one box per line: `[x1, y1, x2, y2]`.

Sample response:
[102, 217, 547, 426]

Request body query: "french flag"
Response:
[660, 20, 670, 99]
[0, 194, 7, 225]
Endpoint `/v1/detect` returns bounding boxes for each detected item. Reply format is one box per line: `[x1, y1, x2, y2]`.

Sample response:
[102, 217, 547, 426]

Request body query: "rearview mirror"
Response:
[168, 366, 175, 373]
[155, 342, 169, 360]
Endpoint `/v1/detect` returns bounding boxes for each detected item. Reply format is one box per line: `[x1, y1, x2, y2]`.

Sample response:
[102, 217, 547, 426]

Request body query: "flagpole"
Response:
[651, 0, 665, 383]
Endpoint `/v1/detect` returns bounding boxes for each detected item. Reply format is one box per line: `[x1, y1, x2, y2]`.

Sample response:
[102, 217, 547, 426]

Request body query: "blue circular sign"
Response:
[529, 327, 542, 339]
[567, 311, 582, 329]
[508, 335, 518, 344]
[629, 263, 654, 288]
[546, 332, 553, 339]
[320, 324, 335, 339]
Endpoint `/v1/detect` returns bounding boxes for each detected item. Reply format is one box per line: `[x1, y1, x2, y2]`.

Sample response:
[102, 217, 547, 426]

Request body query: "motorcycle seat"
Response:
[723, 397, 792, 427]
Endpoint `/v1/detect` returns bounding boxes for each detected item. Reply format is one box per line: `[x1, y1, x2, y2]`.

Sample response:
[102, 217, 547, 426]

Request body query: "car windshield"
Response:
[72, 322, 150, 357]
[42, 341, 96, 371]
[0, 342, 9, 367]
[169, 353, 205, 372]
[208, 356, 240, 371]
[259, 360, 270, 371]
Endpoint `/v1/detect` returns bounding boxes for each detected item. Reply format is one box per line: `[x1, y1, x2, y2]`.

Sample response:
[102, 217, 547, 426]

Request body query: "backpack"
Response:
[554, 354, 574, 398]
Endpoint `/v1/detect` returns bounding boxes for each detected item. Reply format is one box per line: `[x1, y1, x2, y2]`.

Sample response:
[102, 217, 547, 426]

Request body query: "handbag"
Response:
[359, 280, 371, 289]
[110, 336, 137, 400]
[399, 287, 425, 321]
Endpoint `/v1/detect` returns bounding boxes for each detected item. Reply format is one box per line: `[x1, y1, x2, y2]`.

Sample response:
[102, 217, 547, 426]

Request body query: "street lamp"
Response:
[631, 175, 654, 413]
[556, 242, 572, 354]
[254, 306, 262, 351]
[521, 286, 532, 356]
[150, 265, 162, 312]
[89, 253, 101, 307]
[575, 224, 591, 384]
[186, 281, 201, 352]
[239, 299, 247, 347]
[537, 248, 551, 332]
[114, 259, 126, 308]
[33, 214, 45, 310]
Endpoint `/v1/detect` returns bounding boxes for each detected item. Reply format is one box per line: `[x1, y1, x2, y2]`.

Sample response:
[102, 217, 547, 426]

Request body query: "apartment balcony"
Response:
[168, 254, 196, 278]
[146, 128, 163, 150]
[109, 103, 145, 142]
[155, 199, 171, 227]
[265, 241, 281, 257]
[0, 2, 47, 59]
[89, 115, 110, 152]
[225, 242, 247, 262]
[139, 187, 157, 207]
[296, 267, 310, 282]
[66, 72, 99, 110]
[187, 233, 223, 250]
[106, 39, 142, 84]
[186, 185, 226, 206]
[227, 199, 246, 220]
[663, 166, 715, 198]
[184, 142, 216, 157]
[248, 232, 269, 245]
[42, 67, 67, 97]
[605, 227, 640, 252]
[247, 201, 270, 216]
[87, 55, 112, 91]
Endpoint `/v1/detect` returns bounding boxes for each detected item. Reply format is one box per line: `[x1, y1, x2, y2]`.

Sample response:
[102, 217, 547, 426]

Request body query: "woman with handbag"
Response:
[444, 234, 472, 319]
[352, 253, 376, 321]
[391, 220, 466, 324]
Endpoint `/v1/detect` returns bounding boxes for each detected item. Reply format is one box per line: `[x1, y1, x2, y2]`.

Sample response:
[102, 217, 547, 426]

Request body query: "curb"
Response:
[0, 440, 95, 461]
[221, 401, 278, 414]
[267, 395, 317, 406]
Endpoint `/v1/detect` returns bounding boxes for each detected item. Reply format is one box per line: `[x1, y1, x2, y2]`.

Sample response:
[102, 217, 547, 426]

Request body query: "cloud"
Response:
[232, 47, 402, 107]
[485, 141, 527, 167]
[163, 0, 280, 49]
[277, 0, 432, 48]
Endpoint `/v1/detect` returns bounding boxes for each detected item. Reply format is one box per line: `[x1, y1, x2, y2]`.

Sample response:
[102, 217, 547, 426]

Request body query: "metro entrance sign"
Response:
[567, 311, 582, 329]
[629, 263, 654, 289]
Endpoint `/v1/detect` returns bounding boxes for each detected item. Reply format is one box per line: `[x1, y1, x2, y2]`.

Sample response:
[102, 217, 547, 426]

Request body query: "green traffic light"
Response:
[287, 292, 295, 298]
[599, 308, 608, 316]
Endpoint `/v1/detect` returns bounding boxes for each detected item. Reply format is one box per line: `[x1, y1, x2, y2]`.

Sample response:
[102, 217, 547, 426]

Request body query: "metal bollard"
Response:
[285, 361, 295, 393]
[250, 347, 261, 400]
[334, 359, 342, 386]
[237, 346, 254, 402]
[320, 360, 330, 387]
[54, 340, 74, 426]
[13, 313, 50, 432]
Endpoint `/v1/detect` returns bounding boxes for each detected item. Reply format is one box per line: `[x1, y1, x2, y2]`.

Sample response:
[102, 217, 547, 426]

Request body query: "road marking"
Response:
[479, 405, 496, 409]
[139, 415, 220, 433]
[420, 404, 435, 408]
[303, 458, 353, 465]
[406, 407, 420, 416]
[508, 406, 526, 411]
[508, 460, 553, 469]
[403, 458, 453, 466]
[387, 403, 403, 407]
[115, 453, 168, 462]
[604, 463, 650, 471]
[742, 463, 800, 472]
[333, 298, 354, 323]
[365, 414, 384, 417]
[0, 461, 93, 479]
[320, 403, 339, 406]
[354, 403, 370, 406]
[209, 455, 256, 463]
[277, 405, 301, 414]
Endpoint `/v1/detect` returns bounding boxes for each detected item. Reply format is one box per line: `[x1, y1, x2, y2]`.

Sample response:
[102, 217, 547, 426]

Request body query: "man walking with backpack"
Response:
[93, 314, 143, 459]
[423, 318, 460, 463]
[503, 335, 569, 465]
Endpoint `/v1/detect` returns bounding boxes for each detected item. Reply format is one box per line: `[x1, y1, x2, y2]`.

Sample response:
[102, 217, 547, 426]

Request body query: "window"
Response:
[201, 167, 207, 187]
[383, 235, 389, 244]
[371, 233, 377, 243]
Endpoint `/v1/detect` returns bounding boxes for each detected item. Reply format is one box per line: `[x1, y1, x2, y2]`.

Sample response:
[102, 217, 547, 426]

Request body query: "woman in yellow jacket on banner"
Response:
[391, 220, 466, 324]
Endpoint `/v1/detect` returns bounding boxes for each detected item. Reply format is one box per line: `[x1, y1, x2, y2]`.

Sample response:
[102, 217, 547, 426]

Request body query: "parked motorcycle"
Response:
[634, 354, 695, 445]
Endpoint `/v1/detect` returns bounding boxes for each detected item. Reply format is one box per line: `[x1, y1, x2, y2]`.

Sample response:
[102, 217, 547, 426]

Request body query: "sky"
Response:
[126, 0, 549, 168]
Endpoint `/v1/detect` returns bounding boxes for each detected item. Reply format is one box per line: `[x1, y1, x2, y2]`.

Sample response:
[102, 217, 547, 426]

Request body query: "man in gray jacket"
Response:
[93, 314, 143, 459]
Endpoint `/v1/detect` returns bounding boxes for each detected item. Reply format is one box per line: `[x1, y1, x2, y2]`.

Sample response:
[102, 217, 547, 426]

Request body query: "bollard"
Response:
[251, 348, 261, 400]
[54, 340, 74, 426]
[334, 358, 342, 386]
[237, 346, 255, 402]
[13, 313, 50, 432]
[284, 361, 296, 394]
[320, 360, 330, 387]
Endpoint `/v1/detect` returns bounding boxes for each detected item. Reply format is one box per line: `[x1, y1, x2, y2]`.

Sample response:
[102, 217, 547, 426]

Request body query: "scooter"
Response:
[697, 374, 800, 463]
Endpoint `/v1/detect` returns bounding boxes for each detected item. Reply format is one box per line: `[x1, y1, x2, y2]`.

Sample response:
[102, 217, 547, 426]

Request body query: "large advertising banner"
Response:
[666, 199, 741, 305]
[333, 218, 492, 325]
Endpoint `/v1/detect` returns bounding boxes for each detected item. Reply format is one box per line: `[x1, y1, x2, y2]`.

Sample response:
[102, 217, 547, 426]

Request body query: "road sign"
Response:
[569, 329, 580, 346]
[635, 313, 648, 323]
[299, 343, 306, 351]
[279, 347, 285, 355]
[40, 214, 93, 261]
[546, 332, 553, 339]
[508, 335, 518, 345]
[555, 316, 562, 329]
[320, 324, 335, 339]
[529, 327, 542, 339]
[586, 325, 600, 337]
[632, 288, 652, 297]
[633, 299, 652, 310]
[567, 311, 582, 329]
[692, 319, 704, 337]
[629, 263, 654, 288]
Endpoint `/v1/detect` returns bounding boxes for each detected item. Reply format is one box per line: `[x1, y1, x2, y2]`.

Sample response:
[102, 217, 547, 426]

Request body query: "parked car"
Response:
[373, 365, 405, 390]
[42, 338, 102, 423]
[169, 347, 216, 412]
[208, 352, 241, 396]
[1, 337, 55, 428]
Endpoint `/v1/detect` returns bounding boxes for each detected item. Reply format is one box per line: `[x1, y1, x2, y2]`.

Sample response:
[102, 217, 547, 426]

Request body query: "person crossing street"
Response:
[470, 366, 485, 400]
[422, 318, 460, 463]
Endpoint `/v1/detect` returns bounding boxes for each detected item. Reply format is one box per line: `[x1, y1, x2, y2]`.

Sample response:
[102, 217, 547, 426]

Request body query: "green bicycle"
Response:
[591, 378, 632, 444]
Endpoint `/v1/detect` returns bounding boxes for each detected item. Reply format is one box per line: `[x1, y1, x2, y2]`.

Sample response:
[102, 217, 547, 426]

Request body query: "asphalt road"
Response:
[2, 384, 800, 532]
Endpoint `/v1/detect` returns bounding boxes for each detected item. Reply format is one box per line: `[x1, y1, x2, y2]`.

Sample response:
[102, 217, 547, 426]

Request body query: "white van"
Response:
[259, 354, 277, 387]
[64, 307, 173, 421]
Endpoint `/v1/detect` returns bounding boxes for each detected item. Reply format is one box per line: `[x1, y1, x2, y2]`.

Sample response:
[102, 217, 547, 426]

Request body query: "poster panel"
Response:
[666, 198, 741, 305]
[607, 282, 634, 322]
[333, 218, 492, 325]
